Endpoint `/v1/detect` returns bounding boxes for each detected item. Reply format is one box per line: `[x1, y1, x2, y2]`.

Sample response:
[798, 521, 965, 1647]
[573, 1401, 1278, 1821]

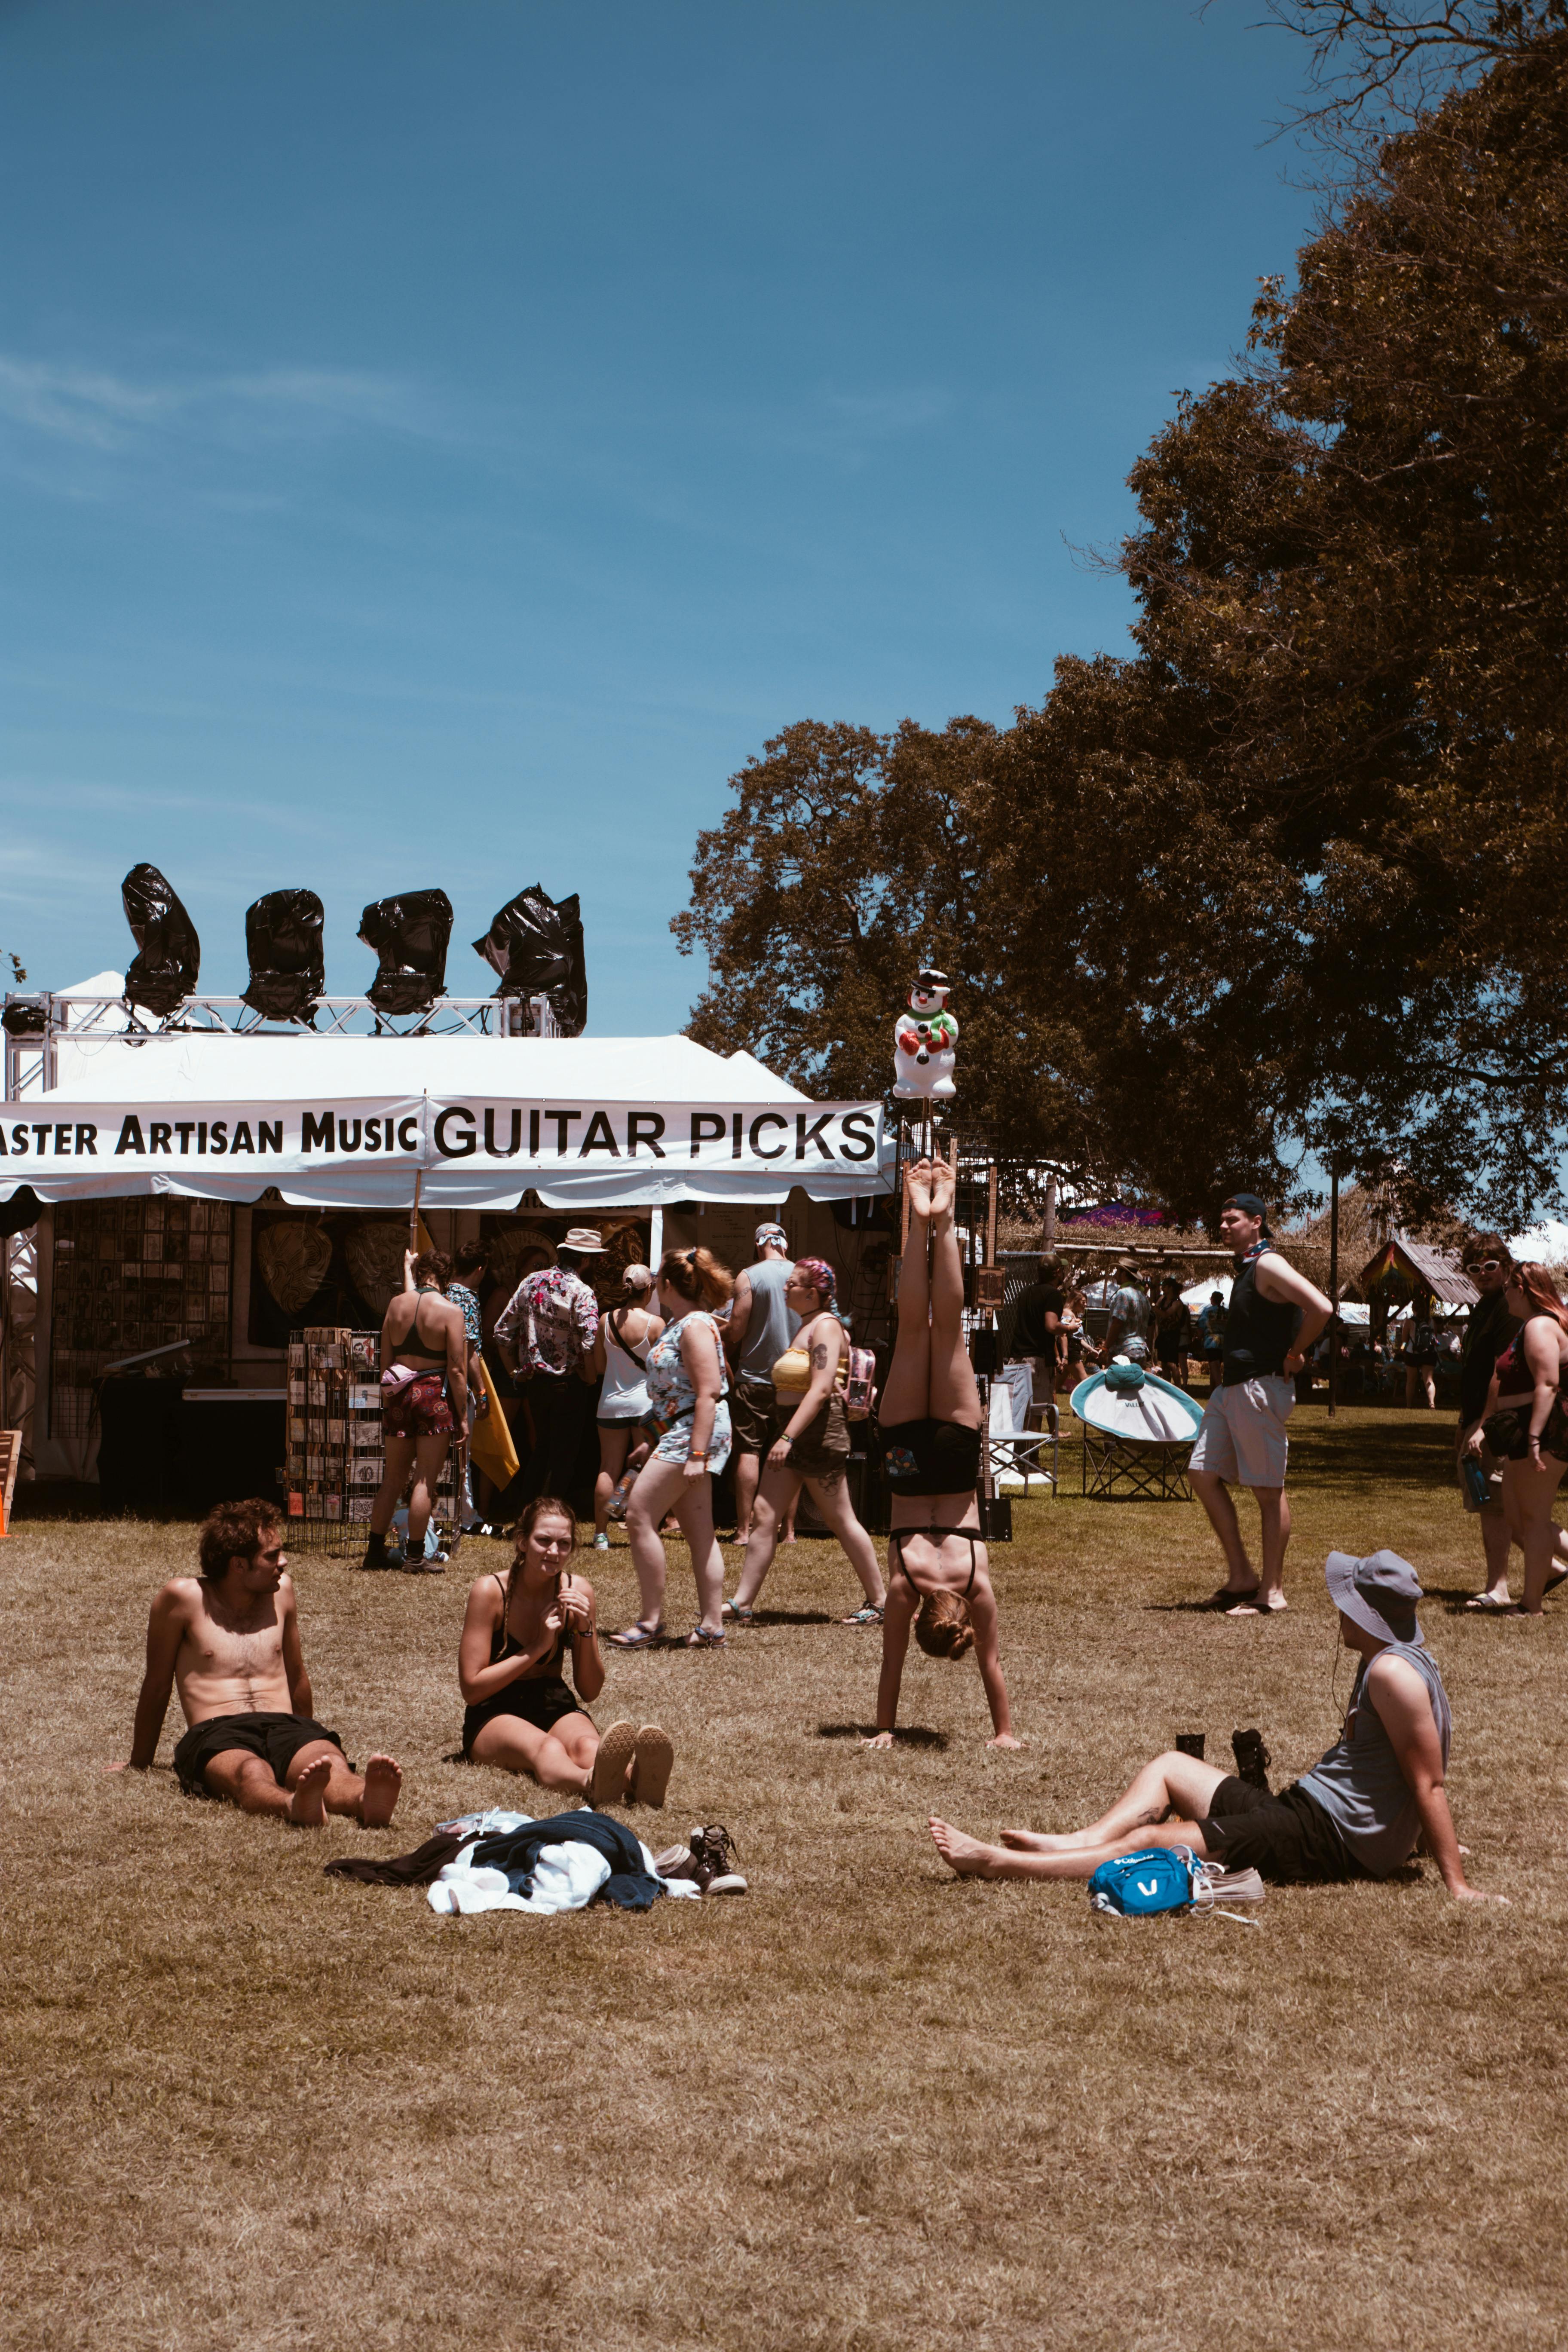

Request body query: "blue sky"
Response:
[0, 0, 1319, 1033]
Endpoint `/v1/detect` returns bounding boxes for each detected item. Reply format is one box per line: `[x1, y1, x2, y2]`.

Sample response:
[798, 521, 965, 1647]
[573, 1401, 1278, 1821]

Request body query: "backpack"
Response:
[1087, 1846, 1200, 1916]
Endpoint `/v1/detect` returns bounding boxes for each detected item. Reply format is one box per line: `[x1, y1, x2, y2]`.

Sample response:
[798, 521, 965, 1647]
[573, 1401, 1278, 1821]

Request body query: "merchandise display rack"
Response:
[283, 1325, 457, 1554]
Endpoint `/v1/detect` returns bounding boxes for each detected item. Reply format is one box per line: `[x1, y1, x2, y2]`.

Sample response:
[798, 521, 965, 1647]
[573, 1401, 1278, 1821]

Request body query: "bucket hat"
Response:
[1324, 1549, 1426, 1648]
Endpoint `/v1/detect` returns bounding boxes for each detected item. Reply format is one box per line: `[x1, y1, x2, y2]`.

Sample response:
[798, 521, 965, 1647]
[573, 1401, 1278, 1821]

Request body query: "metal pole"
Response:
[1328, 1167, 1340, 1420]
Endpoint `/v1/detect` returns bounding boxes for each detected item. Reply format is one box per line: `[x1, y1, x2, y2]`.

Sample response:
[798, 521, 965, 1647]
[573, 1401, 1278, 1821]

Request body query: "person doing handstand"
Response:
[109, 1499, 402, 1826]
[929, 1550, 1505, 1902]
[457, 1494, 674, 1807]
[867, 1149, 1017, 1750]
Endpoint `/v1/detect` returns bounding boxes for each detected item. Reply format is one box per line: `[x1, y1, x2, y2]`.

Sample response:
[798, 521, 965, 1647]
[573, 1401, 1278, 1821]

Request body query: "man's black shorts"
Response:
[729, 1374, 775, 1459]
[1197, 1776, 1360, 1884]
[172, 1711, 344, 1798]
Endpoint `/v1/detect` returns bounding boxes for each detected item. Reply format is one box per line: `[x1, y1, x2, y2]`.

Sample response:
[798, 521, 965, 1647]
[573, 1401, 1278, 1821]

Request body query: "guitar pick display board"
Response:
[283, 1326, 457, 1551]
[48, 1197, 234, 1444]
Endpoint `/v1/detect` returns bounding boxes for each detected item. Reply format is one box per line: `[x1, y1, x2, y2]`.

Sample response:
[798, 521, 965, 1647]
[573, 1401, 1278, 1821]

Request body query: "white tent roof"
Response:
[4, 1014, 888, 1210]
[46, 1027, 799, 1106]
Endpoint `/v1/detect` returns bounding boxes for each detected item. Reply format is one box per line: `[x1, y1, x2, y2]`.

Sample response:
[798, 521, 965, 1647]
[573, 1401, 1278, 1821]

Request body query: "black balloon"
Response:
[122, 864, 200, 1017]
[358, 888, 453, 1017]
[242, 889, 325, 1023]
[472, 883, 587, 1036]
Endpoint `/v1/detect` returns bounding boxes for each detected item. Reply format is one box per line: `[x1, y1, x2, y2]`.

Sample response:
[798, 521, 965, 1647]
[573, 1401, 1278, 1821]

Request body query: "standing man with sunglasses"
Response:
[1458, 1237, 1568, 1609]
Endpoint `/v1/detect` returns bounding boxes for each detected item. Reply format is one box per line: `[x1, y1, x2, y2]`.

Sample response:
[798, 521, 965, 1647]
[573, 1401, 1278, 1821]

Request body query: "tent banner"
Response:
[0, 1094, 886, 1183]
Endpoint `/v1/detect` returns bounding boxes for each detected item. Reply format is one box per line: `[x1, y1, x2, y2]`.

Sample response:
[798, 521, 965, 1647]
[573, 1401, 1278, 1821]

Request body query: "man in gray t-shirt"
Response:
[724, 1223, 799, 1538]
[1105, 1268, 1150, 1362]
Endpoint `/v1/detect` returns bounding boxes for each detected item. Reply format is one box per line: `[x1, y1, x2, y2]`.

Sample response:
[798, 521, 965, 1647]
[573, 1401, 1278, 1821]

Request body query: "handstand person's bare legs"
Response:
[925, 1148, 981, 1431]
[880, 1160, 933, 1427]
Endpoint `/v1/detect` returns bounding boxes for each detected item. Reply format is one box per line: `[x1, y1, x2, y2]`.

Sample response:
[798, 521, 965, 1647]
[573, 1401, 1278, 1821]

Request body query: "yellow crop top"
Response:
[771, 1346, 812, 1398]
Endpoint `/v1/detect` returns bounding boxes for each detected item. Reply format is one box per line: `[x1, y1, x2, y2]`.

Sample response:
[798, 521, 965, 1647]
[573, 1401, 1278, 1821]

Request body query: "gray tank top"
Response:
[1297, 1642, 1451, 1877]
[735, 1256, 799, 1381]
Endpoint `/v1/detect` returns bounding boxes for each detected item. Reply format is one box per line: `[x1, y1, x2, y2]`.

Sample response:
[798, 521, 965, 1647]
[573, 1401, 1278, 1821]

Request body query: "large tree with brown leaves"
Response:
[680, 9, 1568, 1225]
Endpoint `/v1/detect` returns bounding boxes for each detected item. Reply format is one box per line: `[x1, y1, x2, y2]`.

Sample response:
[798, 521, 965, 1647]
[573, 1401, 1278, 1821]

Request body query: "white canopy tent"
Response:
[2, 1015, 891, 1210]
[1, 980, 894, 1486]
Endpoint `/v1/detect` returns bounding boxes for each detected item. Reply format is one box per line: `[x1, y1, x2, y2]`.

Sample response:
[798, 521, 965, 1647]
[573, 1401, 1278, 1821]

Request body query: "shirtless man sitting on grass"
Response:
[929, 1550, 1506, 1904]
[110, 1498, 402, 1827]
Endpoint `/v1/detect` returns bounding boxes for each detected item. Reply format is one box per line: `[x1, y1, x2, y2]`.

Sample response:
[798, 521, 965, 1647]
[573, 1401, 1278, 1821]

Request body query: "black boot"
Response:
[1231, 1728, 1271, 1790]
[360, 1530, 391, 1571]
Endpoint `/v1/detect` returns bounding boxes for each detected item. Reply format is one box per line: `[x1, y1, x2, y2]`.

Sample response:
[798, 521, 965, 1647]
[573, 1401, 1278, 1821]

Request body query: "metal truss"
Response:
[5, 990, 559, 1099]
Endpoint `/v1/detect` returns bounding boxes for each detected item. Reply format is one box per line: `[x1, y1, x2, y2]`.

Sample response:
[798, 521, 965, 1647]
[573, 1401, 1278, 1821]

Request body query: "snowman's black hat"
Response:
[915, 966, 949, 992]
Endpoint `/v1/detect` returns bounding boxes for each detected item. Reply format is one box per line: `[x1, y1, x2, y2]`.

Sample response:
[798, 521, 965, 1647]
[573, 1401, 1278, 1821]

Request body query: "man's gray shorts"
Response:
[1188, 1375, 1294, 1490]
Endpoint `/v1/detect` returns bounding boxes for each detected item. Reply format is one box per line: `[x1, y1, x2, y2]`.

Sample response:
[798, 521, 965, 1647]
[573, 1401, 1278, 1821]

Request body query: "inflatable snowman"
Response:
[894, 968, 959, 1099]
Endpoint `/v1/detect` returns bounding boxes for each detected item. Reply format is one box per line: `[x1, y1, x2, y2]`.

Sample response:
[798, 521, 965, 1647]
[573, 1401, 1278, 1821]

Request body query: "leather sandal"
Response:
[606, 1620, 665, 1648]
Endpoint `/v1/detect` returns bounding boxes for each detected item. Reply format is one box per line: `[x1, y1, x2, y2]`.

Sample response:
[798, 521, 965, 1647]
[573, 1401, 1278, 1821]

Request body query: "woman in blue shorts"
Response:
[609, 1246, 734, 1650]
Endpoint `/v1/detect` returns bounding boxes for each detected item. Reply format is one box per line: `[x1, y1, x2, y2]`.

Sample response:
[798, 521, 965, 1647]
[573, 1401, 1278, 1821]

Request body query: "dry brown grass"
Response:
[3, 1407, 1565, 2352]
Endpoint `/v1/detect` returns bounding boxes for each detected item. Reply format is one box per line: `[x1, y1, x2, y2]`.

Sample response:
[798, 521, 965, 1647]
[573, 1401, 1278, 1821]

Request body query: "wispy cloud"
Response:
[0, 354, 457, 461]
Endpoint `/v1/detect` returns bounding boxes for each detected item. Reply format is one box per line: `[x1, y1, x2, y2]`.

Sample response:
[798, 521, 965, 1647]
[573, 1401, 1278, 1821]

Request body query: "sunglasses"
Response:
[1464, 1259, 1506, 1274]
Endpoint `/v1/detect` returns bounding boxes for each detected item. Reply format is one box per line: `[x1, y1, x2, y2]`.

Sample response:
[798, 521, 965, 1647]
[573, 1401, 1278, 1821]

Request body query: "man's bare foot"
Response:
[863, 1730, 894, 1750]
[359, 1755, 402, 1828]
[986, 1732, 1024, 1750]
[905, 1158, 934, 1220]
[289, 1756, 333, 1825]
[928, 1817, 1004, 1878]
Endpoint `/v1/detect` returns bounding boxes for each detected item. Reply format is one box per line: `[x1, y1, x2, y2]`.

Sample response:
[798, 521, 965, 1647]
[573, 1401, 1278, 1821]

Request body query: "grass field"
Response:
[3, 1403, 1565, 2352]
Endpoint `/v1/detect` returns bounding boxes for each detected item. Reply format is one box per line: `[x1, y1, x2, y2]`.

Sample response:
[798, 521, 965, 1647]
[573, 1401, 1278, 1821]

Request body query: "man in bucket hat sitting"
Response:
[929, 1552, 1507, 1902]
[492, 1228, 606, 1520]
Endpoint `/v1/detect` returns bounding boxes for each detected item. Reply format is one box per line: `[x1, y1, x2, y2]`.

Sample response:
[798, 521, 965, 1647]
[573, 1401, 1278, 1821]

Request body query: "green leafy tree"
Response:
[679, 9, 1568, 1225]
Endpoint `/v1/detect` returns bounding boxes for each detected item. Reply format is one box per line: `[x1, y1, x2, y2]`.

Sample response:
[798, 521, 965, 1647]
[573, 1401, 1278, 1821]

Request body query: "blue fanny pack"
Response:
[1087, 1846, 1199, 1916]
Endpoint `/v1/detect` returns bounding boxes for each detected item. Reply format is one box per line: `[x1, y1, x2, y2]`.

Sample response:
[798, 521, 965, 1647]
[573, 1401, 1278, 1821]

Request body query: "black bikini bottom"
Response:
[879, 1416, 981, 1497]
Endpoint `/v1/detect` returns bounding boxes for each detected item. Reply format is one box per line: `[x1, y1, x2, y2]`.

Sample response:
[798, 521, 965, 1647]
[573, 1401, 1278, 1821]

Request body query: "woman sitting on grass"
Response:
[458, 1495, 673, 1807]
[866, 1148, 1017, 1751]
[724, 1256, 887, 1627]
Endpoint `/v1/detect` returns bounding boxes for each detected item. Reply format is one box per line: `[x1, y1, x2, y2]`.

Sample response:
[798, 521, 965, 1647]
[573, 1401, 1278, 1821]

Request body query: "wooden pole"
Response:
[1043, 1175, 1057, 1249]
[1328, 1168, 1340, 1420]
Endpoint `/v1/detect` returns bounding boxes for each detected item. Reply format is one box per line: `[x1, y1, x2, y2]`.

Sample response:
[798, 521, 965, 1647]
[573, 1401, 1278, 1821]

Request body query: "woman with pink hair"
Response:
[724, 1258, 887, 1626]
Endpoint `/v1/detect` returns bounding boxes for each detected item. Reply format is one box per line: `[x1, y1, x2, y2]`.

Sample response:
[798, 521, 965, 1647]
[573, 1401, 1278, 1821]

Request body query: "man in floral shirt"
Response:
[493, 1228, 605, 1518]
